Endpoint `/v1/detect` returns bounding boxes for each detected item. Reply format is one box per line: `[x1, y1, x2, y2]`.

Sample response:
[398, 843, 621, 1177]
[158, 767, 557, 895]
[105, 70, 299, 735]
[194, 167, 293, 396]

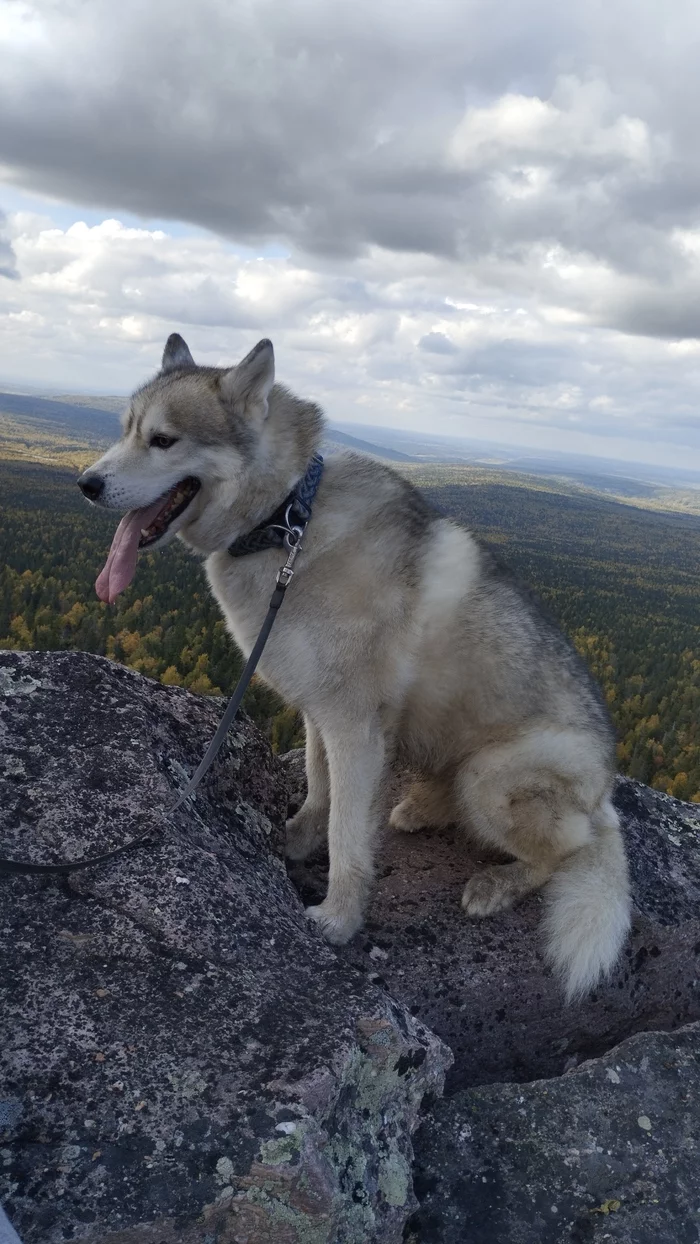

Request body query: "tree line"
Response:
[2, 459, 700, 796]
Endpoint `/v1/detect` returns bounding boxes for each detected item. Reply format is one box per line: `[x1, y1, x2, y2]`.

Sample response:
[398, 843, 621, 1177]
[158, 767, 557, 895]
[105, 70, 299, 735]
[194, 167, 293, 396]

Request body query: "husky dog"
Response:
[79, 335, 631, 1000]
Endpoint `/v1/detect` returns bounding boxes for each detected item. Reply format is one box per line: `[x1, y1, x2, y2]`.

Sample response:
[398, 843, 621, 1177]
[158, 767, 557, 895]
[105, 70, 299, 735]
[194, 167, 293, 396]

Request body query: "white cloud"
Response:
[1, 210, 700, 469]
[0, 0, 698, 277]
[0, 207, 17, 277]
[449, 79, 654, 173]
[1, 0, 700, 465]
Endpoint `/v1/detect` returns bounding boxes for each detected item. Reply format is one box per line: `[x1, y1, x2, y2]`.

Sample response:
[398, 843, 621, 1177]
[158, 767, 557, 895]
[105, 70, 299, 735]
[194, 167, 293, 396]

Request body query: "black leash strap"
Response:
[168, 573, 290, 813]
[0, 548, 302, 877]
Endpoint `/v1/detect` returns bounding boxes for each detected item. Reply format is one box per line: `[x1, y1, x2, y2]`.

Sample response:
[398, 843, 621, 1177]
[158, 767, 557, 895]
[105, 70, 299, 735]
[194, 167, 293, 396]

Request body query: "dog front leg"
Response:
[286, 716, 330, 860]
[306, 714, 385, 944]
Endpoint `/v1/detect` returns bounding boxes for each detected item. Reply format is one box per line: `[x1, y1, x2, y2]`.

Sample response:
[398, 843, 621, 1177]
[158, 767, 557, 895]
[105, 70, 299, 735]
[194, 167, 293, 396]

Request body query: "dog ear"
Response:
[221, 339, 275, 419]
[161, 333, 196, 373]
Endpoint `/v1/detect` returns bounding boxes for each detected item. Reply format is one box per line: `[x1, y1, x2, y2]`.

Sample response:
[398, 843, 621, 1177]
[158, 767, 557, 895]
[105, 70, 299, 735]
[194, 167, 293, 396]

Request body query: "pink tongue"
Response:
[95, 497, 168, 604]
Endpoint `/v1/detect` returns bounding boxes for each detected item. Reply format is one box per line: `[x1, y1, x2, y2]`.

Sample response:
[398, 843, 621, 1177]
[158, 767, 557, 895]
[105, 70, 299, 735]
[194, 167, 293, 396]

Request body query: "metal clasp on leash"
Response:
[276, 500, 307, 585]
[277, 535, 303, 586]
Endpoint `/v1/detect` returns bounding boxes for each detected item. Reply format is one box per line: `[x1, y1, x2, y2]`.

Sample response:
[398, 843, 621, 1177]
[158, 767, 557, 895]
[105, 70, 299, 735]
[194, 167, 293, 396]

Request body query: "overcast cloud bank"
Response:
[1, 0, 700, 464]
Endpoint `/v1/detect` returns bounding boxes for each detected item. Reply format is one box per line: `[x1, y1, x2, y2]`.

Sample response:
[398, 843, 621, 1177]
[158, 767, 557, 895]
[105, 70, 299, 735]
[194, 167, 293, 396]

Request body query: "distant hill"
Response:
[335, 421, 700, 490]
[323, 427, 416, 461]
[1, 388, 699, 516]
[0, 389, 415, 465]
[0, 391, 120, 441]
[50, 394, 126, 416]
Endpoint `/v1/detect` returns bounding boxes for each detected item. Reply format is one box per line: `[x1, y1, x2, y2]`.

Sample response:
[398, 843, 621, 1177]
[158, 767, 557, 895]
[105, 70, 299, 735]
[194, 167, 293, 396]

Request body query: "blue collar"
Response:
[227, 452, 324, 558]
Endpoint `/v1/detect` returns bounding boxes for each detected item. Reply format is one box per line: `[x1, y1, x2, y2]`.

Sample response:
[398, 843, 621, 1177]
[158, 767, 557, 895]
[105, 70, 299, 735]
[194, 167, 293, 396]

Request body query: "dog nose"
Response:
[78, 473, 105, 501]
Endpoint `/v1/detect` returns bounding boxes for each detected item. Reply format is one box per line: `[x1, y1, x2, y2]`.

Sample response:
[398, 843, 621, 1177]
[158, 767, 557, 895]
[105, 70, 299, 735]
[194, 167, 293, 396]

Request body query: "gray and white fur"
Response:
[81, 335, 631, 1001]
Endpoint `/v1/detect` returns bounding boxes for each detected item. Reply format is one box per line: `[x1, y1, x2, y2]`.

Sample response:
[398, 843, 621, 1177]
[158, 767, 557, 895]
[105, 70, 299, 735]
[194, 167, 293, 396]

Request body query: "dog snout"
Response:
[78, 472, 105, 502]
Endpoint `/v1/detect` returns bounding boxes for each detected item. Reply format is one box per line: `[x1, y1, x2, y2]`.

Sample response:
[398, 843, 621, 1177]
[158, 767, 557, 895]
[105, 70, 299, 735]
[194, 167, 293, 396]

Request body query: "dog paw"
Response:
[461, 868, 515, 917]
[285, 807, 328, 861]
[305, 902, 362, 944]
[389, 797, 425, 834]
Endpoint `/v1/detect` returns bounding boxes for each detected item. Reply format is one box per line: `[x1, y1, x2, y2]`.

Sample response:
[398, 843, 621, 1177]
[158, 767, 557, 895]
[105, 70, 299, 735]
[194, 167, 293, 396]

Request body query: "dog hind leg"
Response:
[455, 731, 630, 998]
[457, 741, 594, 916]
[389, 774, 456, 833]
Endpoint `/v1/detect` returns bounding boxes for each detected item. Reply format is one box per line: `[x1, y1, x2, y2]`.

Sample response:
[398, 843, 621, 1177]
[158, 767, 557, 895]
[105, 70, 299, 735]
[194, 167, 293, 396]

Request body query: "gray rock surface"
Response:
[408, 1021, 700, 1244]
[0, 651, 451, 1244]
[285, 752, 700, 1090]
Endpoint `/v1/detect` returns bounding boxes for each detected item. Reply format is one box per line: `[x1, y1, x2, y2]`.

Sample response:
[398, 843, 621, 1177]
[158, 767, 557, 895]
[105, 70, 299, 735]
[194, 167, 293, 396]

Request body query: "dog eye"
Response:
[150, 434, 179, 450]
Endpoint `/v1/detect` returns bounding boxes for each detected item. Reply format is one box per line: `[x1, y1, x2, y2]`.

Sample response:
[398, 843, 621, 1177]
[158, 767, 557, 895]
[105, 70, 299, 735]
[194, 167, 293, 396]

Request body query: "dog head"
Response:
[79, 335, 275, 601]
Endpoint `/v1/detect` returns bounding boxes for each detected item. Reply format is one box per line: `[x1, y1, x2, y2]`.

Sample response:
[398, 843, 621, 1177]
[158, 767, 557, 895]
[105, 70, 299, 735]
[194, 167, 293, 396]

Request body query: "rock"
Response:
[408, 1020, 700, 1243]
[288, 762, 700, 1090]
[278, 748, 307, 819]
[0, 652, 451, 1244]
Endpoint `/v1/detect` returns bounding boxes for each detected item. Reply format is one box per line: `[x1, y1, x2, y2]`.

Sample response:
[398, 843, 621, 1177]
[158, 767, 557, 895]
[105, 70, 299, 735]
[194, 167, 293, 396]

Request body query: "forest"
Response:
[2, 456, 700, 799]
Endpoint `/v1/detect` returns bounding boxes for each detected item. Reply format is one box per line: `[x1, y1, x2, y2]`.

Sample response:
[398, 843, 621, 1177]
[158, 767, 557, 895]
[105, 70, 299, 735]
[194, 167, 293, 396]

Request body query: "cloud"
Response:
[1, 0, 700, 464]
[2, 211, 700, 469]
[0, 209, 17, 278]
[419, 332, 459, 355]
[0, 3, 699, 280]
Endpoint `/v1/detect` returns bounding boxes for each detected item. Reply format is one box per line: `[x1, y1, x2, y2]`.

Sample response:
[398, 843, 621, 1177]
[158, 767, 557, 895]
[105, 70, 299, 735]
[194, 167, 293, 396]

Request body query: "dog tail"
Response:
[543, 799, 631, 1002]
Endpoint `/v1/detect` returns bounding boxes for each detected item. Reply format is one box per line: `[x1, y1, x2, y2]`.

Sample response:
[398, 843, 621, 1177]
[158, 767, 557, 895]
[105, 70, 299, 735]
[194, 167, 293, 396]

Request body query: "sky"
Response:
[1, 0, 700, 468]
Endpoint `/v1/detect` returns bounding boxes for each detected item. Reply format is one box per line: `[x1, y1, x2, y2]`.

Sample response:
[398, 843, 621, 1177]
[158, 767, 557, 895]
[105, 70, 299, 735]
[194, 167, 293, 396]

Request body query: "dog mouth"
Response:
[137, 477, 201, 548]
[95, 477, 201, 604]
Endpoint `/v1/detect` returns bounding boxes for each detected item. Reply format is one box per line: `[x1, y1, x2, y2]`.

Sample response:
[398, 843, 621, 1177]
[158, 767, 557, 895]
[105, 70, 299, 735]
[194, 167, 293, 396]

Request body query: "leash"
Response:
[0, 457, 323, 878]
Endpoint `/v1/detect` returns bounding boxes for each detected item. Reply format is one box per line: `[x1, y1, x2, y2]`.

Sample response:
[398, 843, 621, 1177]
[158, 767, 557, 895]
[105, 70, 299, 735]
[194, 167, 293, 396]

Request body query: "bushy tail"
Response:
[543, 800, 631, 1003]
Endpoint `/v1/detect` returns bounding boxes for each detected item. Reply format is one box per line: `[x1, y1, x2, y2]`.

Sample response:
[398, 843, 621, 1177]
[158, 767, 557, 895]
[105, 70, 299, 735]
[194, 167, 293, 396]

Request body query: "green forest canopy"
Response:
[1, 457, 699, 799]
